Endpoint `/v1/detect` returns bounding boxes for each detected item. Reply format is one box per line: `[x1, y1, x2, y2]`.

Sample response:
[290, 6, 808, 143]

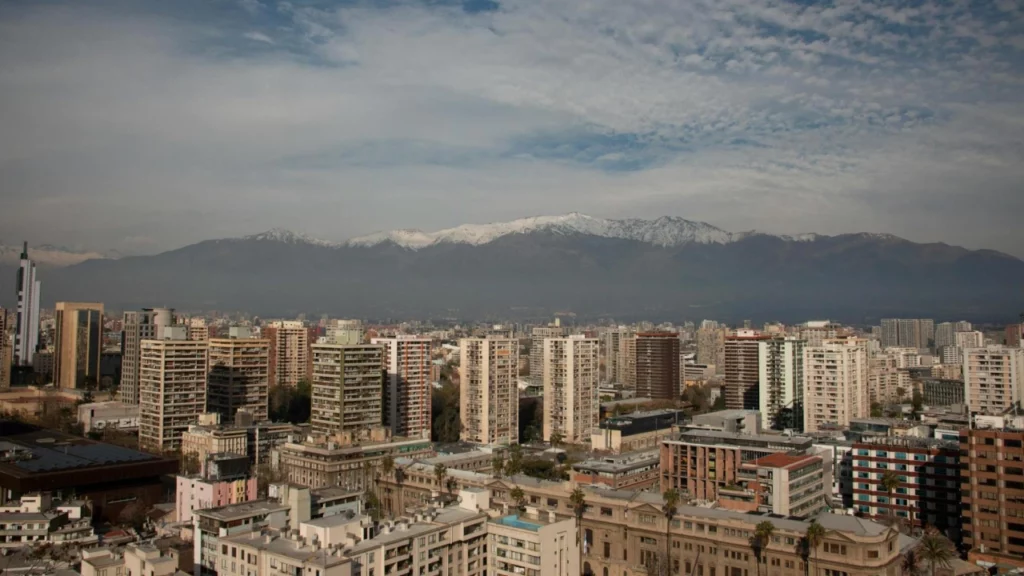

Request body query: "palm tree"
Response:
[804, 520, 826, 576]
[879, 470, 901, 525]
[570, 487, 588, 575]
[753, 521, 776, 576]
[434, 463, 448, 504]
[510, 486, 526, 512]
[902, 548, 922, 576]
[492, 454, 506, 479]
[663, 489, 680, 576]
[446, 477, 459, 503]
[917, 531, 955, 576]
[380, 454, 395, 517]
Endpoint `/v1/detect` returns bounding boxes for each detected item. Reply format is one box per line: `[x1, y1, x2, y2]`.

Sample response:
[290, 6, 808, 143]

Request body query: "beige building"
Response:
[0, 308, 10, 389]
[188, 317, 210, 341]
[208, 328, 271, 422]
[138, 335, 209, 453]
[310, 343, 384, 435]
[803, 338, 869, 433]
[53, 302, 104, 389]
[489, 506, 579, 576]
[264, 320, 311, 388]
[601, 326, 634, 385]
[962, 345, 1024, 415]
[273, 430, 433, 490]
[81, 543, 179, 576]
[530, 324, 566, 386]
[372, 336, 433, 438]
[181, 412, 297, 468]
[120, 308, 176, 405]
[542, 335, 599, 444]
[460, 337, 519, 445]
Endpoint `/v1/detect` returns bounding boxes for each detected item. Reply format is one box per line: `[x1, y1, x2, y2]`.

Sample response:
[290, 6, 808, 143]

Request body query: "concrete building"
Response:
[962, 345, 1024, 415]
[935, 321, 972, 350]
[956, 331, 986, 350]
[77, 401, 139, 434]
[0, 308, 10, 389]
[602, 326, 635, 385]
[542, 335, 599, 444]
[489, 508, 578, 576]
[460, 337, 519, 445]
[53, 302, 104, 389]
[181, 412, 298, 468]
[804, 338, 870, 433]
[273, 430, 433, 490]
[188, 317, 211, 341]
[372, 336, 433, 439]
[310, 343, 384, 435]
[719, 452, 827, 518]
[960, 422, 1024, 568]
[14, 243, 40, 367]
[120, 307, 176, 405]
[138, 335, 209, 453]
[530, 324, 565, 386]
[880, 318, 933, 350]
[724, 330, 768, 410]
[634, 333, 680, 400]
[591, 409, 684, 453]
[208, 328, 271, 422]
[797, 321, 845, 347]
[0, 492, 96, 549]
[264, 320, 312, 388]
[758, 337, 806, 431]
[696, 326, 725, 374]
[82, 544, 181, 576]
[571, 449, 661, 490]
[176, 454, 258, 524]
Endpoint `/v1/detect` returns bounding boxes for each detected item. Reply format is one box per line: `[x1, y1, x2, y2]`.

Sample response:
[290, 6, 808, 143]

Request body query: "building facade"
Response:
[138, 337, 209, 452]
[543, 335, 599, 444]
[0, 308, 10, 389]
[460, 337, 519, 445]
[264, 320, 311, 388]
[758, 337, 805, 431]
[310, 344, 384, 435]
[634, 333, 680, 400]
[530, 325, 566, 387]
[372, 336, 433, 439]
[273, 434, 433, 490]
[960, 425, 1024, 568]
[120, 308, 176, 405]
[725, 331, 768, 411]
[208, 331, 271, 423]
[14, 243, 40, 367]
[53, 302, 104, 389]
[719, 453, 827, 518]
[803, 338, 869, 433]
[962, 345, 1024, 415]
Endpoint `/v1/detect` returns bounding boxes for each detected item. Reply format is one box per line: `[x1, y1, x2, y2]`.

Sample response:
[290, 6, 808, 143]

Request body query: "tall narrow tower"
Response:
[14, 242, 41, 366]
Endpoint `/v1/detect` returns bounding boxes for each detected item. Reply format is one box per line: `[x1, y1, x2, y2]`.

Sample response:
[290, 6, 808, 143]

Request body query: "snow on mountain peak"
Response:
[244, 228, 338, 247]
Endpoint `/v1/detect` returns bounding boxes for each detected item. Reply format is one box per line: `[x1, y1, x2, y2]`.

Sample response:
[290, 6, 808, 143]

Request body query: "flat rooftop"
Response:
[752, 453, 820, 469]
[0, 422, 165, 478]
[195, 499, 289, 522]
[671, 428, 812, 447]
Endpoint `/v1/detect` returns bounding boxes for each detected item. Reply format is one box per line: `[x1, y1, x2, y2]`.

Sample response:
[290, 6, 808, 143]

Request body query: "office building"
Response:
[460, 337, 518, 445]
[53, 302, 104, 389]
[758, 337, 806, 430]
[77, 401, 140, 434]
[572, 449, 661, 490]
[14, 243, 40, 366]
[120, 308, 176, 405]
[0, 308, 10, 389]
[634, 332, 680, 400]
[181, 412, 299, 468]
[530, 324, 565, 386]
[804, 338, 870, 433]
[310, 343, 384, 435]
[960, 422, 1024, 568]
[264, 320, 311, 388]
[962, 345, 1024, 415]
[725, 330, 769, 410]
[591, 409, 684, 453]
[372, 336, 433, 439]
[138, 334, 209, 453]
[207, 328, 271, 422]
[542, 335, 599, 444]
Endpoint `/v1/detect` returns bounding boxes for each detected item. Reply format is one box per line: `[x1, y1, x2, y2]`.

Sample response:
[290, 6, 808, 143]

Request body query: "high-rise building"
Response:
[188, 317, 211, 341]
[956, 331, 985, 349]
[758, 337, 806, 431]
[803, 338, 869, 433]
[634, 333, 680, 400]
[725, 330, 769, 410]
[460, 337, 518, 445]
[264, 320, 311, 388]
[138, 333, 209, 452]
[0, 308, 11, 389]
[542, 335, 599, 444]
[601, 326, 633, 385]
[961, 423, 1024, 568]
[372, 336, 432, 438]
[53, 302, 104, 389]
[530, 324, 565, 386]
[120, 308, 176, 405]
[208, 328, 270, 423]
[310, 343, 384, 435]
[14, 242, 41, 366]
[962, 345, 1024, 415]
[696, 326, 725, 372]
[880, 318, 933, 349]
[935, 322, 959, 349]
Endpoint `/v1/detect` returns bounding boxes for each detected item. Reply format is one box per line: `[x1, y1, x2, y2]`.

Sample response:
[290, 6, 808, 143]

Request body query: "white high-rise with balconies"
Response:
[542, 335, 599, 444]
[372, 336, 432, 438]
[121, 308, 176, 405]
[803, 338, 869, 433]
[460, 337, 518, 445]
[758, 337, 806, 431]
[962, 345, 1024, 416]
[138, 329, 209, 452]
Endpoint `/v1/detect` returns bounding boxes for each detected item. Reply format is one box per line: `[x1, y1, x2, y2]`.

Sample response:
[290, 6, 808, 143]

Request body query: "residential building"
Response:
[935, 322, 973, 350]
[208, 328, 271, 422]
[724, 330, 768, 410]
[602, 326, 633, 385]
[310, 343, 384, 435]
[572, 449, 661, 490]
[797, 321, 845, 347]
[273, 430, 433, 490]
[696, 326, 725, 373]
[264, 320, 312, 388]
[851, 437, 961, 540]
[590, 409, 684, 453]
[188, 317, 211, 341]
[194, 499, 291, 576]
[460, 337, 519, 445]
[921, 379, 966, 407]
[14, 242, 40, 366]
[719, 452, 828, 519]
[181, 412, 299, 468]
[960, 423, 1024, 568]
[962, 345, 1024, 415]
[138, 334, 209, 452]
[489, 507, 578, 576]
[372, 336, 433, 438]
[77, 401, 140, 434]
[530, 324, 565, 386]
[758, 337, 805, 430]
[634, 333, 680, 400]
[880, 318, 933, 350]
[53, 302, 104, 389]
[542, 335, 599, 444]
[176, 454, 258, 524]
[957, 331, 986, 349]
[82, 544, 181, 576]
[120, 308, 176, 405]
[804, 338, 870, 433]
[0, 492, 95, 549]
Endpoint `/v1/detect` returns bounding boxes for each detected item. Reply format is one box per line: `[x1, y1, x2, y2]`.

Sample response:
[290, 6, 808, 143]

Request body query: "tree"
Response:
[917, 531, 955, 576]
[180, 451, 201, 476]
[879, 470, 902, 525]
[256, 463, 286, 497]
[364, 489, 383, 521]
[446, 477, 459, 502]
[492, 454, 506, 479]
[549, 431, 564, 448]
[434, 463, 448, 503]
[506, 444, 524, 477]
[510, 486, 526, 512]
[118, 500, 149, 532]
[804, 521, 826, 576]
[269, 380, 312, 423]
[663, 489, 680, 576]
[895, 387, 906, 402]
[870, 402, 883, 418]
[902, 548, 923, 576]
[911, 390, 924, 416]
[753, 521, 776, 576]
[570, 487, 587, 576]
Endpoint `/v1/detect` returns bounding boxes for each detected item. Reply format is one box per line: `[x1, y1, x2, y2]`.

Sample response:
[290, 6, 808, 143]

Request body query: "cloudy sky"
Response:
[1, 0, 1023, 256]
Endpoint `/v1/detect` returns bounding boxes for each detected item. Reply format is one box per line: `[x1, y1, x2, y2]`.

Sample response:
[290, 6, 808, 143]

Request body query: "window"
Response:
[604, 542, 611, 558]
[825, 544, 847, 555]
[601, 508, 613, 517]
[867, 551, 879, 559]
[640, 514, 657, 525]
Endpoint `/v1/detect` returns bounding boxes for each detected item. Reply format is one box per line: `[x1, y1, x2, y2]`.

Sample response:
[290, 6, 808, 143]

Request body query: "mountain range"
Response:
[2, 213, 1022, 322]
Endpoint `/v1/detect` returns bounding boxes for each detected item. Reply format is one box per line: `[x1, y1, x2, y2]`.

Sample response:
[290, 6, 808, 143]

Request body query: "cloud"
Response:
[0, 0, 1023, 257]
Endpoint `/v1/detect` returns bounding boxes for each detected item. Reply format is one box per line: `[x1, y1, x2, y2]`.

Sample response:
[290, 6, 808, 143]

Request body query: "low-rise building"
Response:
[0, 492, 96, 549]
[77, 401, 139, 434]
[572, 450, 661, 490]
[81, 543, 180, 576]
[489, 508, 578, 576]
[591, 409, 684, 453]
[176, 454, 258, 525]
[181, 412, 299, 468]
[718, 452, 828, 518]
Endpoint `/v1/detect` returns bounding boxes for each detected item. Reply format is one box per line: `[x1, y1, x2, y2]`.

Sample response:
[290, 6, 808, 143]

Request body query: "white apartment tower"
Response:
[14, 242, 40, 366]
[601, 326, 634, 385]
[460, 337, 518, 445]
[310, 344, 384, 435]
[962, 345, 1024, 416]
[803, 338, 870, 433]
[758, 338, 806, 431]
[121, 307, 176, 405]
[530, 324, 565, 386]
[207, 328, 270, 422]
[372, 336, 433, 439]
[138, 331, 209, 452]
[542, 335, 599, 444]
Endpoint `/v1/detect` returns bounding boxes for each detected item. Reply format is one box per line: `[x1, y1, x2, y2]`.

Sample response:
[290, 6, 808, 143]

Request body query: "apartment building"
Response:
[138, 334, 209, 453]
[120, 308, 176, 404]
[696, 326, 725, 372]
[460, 337, 519, 445]
[719, 452, 827, 519]
[543, 335, 599, 444]
[602, 326, 635, 385]
[81, 544, 180, 576]
[53, 302, 104, 389]
[960, 423, 1024, 568]
[634, 333, 680, 400]
[208, 329, 271, 422]
[757, 337, 805, 430]
[724, 330, 768, 410]
[264, 320, 312, 388]
[803, 338, 870, 433]
[273, 431, 433, 490]
[530, 324, 566, 386]
[490, 508, 578, 576]
[310, 343, 384, 435]
[962, 345, 1024, 415]
[372, 336, 433, 439]
[188, 317, 212, 341]
[176, 454, 258, 524]
[880, 318, 933, 350]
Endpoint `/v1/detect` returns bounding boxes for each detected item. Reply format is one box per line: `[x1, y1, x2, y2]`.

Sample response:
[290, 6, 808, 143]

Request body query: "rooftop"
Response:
[573, 450, 660, 474]
[671, 428, 812, 448]
[0, 423, 166, 477]
[492, 514, 542, 532]
[752, 453, 820, 469]
[195, 499, 289, 522]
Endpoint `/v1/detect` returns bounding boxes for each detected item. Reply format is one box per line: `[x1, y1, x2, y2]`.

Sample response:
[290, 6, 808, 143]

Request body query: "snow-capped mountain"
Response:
[242, 228, 338, 248]
[0, 243, 109, 267]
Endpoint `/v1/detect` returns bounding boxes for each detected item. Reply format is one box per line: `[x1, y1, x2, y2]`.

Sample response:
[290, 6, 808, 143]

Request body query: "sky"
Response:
[1, 0, 1023, 256]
